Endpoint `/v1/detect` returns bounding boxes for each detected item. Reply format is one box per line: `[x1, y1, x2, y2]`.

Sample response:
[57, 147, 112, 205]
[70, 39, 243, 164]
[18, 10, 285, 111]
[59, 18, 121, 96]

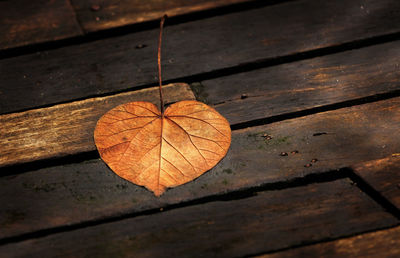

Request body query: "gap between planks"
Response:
[0, 0, 83, 51]
[256, 225, 400, 258]
[70, 0, 261, 33]
[0, 168, 349, 245]
[0, 0, 258, 53]
[0, 179, 397, 257]
[350, 156, 400, 213]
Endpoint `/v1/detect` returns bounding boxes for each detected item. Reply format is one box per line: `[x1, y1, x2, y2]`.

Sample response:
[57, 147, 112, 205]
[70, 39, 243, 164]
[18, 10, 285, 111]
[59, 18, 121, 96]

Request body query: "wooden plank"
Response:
[352, 156, 400, 209]
[0, 180, 397, 257]
[70, 0, 254, 32]
[2, 40, 399, 168]
[0, 0, 82, 50]
[1, 98, 399, 240]
[203, 40, 400, 125]
[1, 0, 400, 114]
[259, 226, 400, 258]
[0, 83, 195, 167]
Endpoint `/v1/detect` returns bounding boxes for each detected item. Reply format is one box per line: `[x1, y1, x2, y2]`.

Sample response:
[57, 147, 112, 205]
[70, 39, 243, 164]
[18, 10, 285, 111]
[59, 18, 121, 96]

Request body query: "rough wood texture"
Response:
[0, 83, 195, 168]
[0, 179, 397, 257]
[204, 41, 400, 125]
[0, 0, 82, 50]
[71, 0, 253, 32]
[352, 156, 400, 209]
[259, 226, 400, 258]
[1, 40, 399, 167]
[1, 98, 400, 240]
[1, 0, 400, 114]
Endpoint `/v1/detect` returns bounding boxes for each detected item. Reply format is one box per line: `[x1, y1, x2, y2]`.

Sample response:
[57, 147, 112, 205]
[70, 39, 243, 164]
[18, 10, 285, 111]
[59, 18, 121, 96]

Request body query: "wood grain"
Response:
[0, 83, 195, 168]
[1, 97, 400, 240]
[0, 0, 82, 50]
[204, 40, 400, 125]
[2, 40, 399, 168]
[259, 226, 400, 258]
[0, 180, 397, 257]
[352, 156, 400, 209]
[0, 0, 253, 50]
[1, 0, 400, 114]
[70, 0, 254, 32]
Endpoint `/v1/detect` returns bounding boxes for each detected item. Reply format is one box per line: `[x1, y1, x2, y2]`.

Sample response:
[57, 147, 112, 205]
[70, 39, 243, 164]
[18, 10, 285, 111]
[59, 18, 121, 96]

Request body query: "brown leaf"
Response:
[94, 100, 231, 196]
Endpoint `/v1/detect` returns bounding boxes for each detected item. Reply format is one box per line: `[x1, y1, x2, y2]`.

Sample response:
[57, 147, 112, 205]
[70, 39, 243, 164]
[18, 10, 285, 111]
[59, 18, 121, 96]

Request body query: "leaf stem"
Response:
[158, 15, 167, 114]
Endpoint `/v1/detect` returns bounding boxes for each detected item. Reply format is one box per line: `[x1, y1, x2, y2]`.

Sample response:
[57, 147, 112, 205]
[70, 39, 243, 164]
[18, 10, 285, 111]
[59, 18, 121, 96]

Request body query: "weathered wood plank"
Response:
[352, 156, 400, 210]
[0, 83, 195, 167]
[2, 40, 400, 168]
[0, 180, 397, 257]
[1, 0, 400, 114]
[259, 226, 400, 258]
[1, 98, 399, 240]
[0, 0, 82, 50]
[204, 40, 400, 125]
[71, 0, 254, 32]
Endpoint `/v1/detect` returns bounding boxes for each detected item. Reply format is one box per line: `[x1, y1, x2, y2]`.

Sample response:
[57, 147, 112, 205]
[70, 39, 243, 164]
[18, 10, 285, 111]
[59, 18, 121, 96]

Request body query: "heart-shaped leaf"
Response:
[94, 100, 231, 196]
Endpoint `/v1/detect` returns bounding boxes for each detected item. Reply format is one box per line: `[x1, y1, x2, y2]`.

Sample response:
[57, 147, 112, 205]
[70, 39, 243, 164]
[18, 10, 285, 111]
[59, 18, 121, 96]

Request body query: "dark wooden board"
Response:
[0, 83, 194, 167]
[1, 98, 400, 240]
[2, 41, 400, 168]
[1, 0, 400, 114]
[260, 226, 400, 258]
[204, 41, 400, 125]
[352, 156, 400, 210]
[71, 0, 253, 32]
[0, 179, 397, 257]
[0, 0, 82, 50]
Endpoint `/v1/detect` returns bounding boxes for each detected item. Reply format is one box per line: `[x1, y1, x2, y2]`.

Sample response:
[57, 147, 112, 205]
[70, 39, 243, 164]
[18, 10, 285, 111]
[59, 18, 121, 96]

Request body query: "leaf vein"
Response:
[98, 118, 159, 136]
[165, 117, 209, 167]
[162, 157, 186, 178]
[163, 137, 198, 174]
[167, 115, 229, 138]
[128, 103, 160, 116]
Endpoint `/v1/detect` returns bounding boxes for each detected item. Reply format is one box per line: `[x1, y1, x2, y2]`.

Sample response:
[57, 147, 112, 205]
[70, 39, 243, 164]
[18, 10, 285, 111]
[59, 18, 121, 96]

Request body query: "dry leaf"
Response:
[94, 100, 231, 196]
[95, 15, 231, 196]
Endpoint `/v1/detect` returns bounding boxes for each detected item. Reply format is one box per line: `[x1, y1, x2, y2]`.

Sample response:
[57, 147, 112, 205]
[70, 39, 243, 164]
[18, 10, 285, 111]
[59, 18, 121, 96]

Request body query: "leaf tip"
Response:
[153, 188, 165, 197]
[151, 184, 167, 197]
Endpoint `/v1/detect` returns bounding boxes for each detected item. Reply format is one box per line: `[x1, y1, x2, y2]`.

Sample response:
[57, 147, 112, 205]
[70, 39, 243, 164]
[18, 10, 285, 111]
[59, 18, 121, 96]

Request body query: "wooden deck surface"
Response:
[0, 0, 399, 257]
